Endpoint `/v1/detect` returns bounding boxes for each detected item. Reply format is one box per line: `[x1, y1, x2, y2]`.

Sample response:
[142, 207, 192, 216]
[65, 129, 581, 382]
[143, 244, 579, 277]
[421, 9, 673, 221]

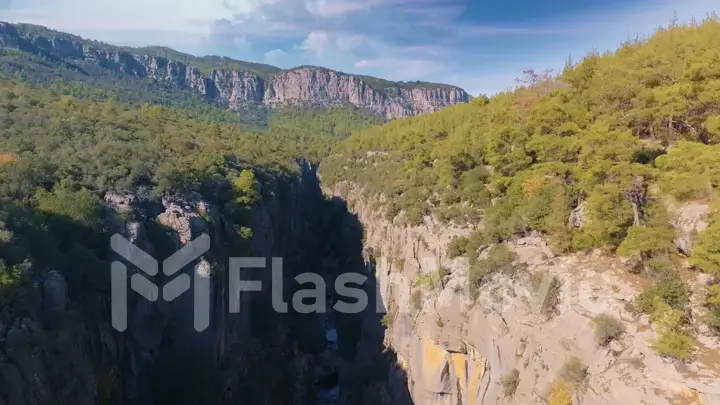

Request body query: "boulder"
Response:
[157, 195, 209, 246]
[670, 202, 709, 256]
[569, 202, 586, 229]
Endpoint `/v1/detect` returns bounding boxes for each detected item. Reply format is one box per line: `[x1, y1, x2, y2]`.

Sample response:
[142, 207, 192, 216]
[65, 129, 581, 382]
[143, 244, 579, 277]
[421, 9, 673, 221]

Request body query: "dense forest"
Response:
[321, 17, 720, 360]
[0, 13, 719, 386]
[0, 71, 381, 350]
[0, 65, 385, 402]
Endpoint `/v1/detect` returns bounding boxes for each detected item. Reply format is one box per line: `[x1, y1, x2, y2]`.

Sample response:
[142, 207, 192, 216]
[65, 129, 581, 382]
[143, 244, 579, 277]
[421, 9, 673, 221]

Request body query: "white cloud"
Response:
[354, 59, 375, 68]
[334, 33, 374, 51]
[0, 0, 231, 33]
[304, 0, 380, 17]
[298, 30, 330, 55]
[352, 58, 443, 79]
[264, 48, 288, 64]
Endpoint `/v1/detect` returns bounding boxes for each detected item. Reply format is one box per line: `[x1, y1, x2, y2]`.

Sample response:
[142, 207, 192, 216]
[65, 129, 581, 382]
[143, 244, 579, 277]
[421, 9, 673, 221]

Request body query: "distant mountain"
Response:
[0, 21, 470, 120]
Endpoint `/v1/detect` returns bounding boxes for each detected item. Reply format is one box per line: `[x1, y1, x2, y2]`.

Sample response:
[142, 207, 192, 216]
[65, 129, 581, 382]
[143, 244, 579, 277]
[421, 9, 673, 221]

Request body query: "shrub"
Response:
[708, 284, 720, 307]
[632, 279, 691, 314]
[447, 236, 468, 258]
[437, 266, 451, 279]
[465, 230, 491, 263]
[469, 244, 518, 292]
[499, 368, 520, 397]
[644, 256, 680, 282]
[705, 285, 720, 335]
[593, 314, 625, 346]
[559, 357, 587, 385]
[647, 296, 696, 360]
[468, 262, 492, 300]
[692, 221, 720, 278]
[486, 244, 516, 271]
[380, 313, 394, 328]
[117, 209, 135, 223]
[548, 379, 574, 405]
[411, 289, 423, 311]
[394, 258, 405, 271]
[704, 308, 720, 334]
[650, 331, 695, 361]
[617, 224, 674, 260]
[417, 273, 436, 290]
[531, 272, 562, 315]
[404, 204, 426, 226]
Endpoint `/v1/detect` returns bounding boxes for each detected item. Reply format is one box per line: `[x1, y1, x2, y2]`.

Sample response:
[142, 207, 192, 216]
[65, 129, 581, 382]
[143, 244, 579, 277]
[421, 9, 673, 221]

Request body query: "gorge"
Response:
[2, 16, 720, 405]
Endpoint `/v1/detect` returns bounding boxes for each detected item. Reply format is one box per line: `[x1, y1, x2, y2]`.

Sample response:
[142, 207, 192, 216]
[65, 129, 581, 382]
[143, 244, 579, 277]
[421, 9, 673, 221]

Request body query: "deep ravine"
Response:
[121, 162, 414, 405]
[0, 160, 415, 405]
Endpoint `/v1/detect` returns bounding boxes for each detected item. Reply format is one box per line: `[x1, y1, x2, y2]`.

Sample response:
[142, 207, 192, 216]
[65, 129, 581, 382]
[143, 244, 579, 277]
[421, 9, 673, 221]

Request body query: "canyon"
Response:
[1, 16, 720, 405]
[0, 164, 410, 405]
[5, 168, 719, 405]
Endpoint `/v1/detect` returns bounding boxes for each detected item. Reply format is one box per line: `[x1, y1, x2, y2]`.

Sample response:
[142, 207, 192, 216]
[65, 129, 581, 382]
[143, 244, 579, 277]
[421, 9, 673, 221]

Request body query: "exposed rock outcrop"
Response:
[331, 183, 720, 405]
[264, 68, 469, 119]
[669, 201, 710, 256]
[0, 162, 336, 405]
[0, 21, 470, 119]
[0, 267, 100, 405]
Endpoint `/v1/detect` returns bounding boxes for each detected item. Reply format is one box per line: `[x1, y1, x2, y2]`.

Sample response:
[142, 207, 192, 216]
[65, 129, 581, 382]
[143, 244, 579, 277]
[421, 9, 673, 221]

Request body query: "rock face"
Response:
[669, 201, 710, 256]
[264, 68, 469, 119]
[330, 183, 720, 405]
[0, 163, 327, 405]
[0, 266, 100, 405]
[0, 22, 470, 119]
[101, 183, 314, 404]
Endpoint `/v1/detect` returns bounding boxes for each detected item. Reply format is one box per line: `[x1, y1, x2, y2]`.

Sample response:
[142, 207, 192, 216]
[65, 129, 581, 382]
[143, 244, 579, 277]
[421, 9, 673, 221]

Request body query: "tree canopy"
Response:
[321, 17, 720, 254]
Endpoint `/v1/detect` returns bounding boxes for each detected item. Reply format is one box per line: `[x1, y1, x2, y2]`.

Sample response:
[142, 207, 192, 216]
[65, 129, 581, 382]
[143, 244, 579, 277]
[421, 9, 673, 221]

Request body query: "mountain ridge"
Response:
[0, 21, 471, 119]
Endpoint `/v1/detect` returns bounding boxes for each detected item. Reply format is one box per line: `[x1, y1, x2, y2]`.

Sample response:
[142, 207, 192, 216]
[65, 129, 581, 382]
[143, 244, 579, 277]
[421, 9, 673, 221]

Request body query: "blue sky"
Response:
[0, 0, 717, 95]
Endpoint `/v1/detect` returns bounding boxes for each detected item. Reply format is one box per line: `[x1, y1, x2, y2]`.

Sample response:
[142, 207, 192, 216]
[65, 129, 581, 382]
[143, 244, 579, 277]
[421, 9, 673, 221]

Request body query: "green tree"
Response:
[233, 170, 261, 205]
[692, 221, 720, 277]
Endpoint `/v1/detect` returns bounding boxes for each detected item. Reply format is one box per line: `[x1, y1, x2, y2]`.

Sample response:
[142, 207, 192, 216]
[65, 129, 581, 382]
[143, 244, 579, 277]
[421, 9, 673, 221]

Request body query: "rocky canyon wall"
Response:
[329, 182, 720, 405]
[0, 164, 324, 405]
[0, 164, 415, 405]
[0, 22, 470, 120]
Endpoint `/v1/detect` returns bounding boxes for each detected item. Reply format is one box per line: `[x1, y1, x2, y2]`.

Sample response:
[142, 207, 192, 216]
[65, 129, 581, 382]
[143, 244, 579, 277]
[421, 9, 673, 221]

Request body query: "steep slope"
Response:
[0, 21, 470, 120]
[319, 17, 720, 405]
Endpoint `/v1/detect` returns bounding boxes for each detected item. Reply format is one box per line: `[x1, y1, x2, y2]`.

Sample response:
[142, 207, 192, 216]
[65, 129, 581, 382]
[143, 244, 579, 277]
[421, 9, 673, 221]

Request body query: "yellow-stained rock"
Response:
[421, 338, 450, 391]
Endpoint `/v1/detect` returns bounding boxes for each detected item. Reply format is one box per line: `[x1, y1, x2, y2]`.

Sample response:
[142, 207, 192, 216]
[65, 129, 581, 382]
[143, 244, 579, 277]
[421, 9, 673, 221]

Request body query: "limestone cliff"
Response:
[0, 22, 470, 119]
[329, 183, 720, 405]
[0, 164, 328, 405]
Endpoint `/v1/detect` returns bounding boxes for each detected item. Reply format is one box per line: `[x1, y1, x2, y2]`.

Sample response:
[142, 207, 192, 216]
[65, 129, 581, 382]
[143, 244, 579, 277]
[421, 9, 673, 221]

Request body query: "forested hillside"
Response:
[0, 68, 386, 403]
[1, 12, 720, 405]
[322, 16, 720, 245]
[321, 17, 720, 358]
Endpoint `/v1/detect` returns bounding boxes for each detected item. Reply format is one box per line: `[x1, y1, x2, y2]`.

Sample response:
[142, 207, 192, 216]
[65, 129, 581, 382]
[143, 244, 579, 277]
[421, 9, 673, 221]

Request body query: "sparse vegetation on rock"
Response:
[531, 271, 563, 316]
[559, 357, 588, 385]
[593, 314, 626, 346]
[499, 368, 520, 397]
